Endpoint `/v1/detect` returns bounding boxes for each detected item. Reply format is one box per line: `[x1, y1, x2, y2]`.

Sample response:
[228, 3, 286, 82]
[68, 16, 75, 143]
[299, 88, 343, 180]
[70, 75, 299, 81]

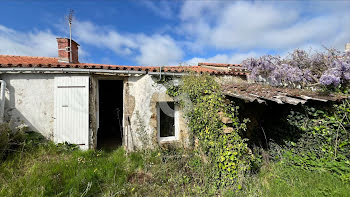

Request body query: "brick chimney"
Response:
[56, 38, 79, 63]
[346, 43, 350, 53]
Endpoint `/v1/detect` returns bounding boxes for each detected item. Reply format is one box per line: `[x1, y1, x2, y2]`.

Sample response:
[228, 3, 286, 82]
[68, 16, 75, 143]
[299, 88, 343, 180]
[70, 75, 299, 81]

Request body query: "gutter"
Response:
[148, 71, 187, 77]
[0, 68, 188, 76]
[0, 68, 147, 75]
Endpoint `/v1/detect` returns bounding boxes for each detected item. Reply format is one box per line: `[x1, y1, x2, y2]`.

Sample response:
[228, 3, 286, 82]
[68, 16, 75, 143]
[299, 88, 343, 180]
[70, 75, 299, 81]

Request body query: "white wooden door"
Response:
[54, 76, 89, 150]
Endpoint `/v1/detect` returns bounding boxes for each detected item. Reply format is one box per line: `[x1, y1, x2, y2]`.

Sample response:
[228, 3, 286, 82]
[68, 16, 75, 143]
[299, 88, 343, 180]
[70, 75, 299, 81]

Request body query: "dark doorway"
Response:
[97, 80, 123, 150]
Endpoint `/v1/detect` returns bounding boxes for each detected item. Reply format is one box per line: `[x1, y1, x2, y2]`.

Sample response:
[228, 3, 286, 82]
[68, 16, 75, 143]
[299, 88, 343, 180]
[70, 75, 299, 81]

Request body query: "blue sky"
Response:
[0, 0, 349, 66]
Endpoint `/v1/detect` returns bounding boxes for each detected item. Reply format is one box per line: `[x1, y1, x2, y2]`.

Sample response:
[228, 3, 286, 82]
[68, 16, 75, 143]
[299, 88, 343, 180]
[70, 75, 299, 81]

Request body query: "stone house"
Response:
[0, 38, 246, 151]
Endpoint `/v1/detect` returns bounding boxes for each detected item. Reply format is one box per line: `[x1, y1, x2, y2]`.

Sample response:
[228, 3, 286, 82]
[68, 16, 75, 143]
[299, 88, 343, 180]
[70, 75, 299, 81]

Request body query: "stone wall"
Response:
[125, 75, 190, 151]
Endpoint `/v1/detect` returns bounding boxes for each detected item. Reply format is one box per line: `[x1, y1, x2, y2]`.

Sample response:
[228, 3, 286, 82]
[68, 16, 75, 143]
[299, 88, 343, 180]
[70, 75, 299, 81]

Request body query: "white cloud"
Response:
[185, 51, 261, 65]
[73, 20, 183, 65]
[0, 25, 58, 57]
[179, 1, 223, 21]
[142, 0, 175, 19]
[135, 34, 183, 65]
[178, 1, 350, 52]
[74, 21, 137, 56]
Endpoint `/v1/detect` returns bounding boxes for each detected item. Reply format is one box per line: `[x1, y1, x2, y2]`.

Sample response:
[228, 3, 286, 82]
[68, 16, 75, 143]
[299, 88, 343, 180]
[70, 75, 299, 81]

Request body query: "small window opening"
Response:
[158, 102, 178, 141]
[160, 102, 175, 137]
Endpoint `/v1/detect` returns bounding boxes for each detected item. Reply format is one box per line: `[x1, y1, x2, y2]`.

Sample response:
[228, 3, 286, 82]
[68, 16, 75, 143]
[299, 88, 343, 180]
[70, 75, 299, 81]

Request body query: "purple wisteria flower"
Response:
[242, 48, 350, 88]
[320, 73, 341, 86]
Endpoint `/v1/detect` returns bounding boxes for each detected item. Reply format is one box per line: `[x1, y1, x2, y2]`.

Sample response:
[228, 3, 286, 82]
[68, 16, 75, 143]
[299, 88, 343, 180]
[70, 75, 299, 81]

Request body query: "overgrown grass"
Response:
[0, 142, 134, 196]
[233, 162, 350, 197]
[0, 134, 218, 196]
[1, 135, 349, 196]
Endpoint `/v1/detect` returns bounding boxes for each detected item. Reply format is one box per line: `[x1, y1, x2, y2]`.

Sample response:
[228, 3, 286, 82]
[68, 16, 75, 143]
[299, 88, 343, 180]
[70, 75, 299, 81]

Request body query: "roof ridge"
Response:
[0, 56, 247, 76]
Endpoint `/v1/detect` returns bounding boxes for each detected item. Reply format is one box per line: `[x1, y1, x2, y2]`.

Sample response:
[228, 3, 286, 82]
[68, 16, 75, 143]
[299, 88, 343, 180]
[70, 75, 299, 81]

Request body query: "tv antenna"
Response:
[65, 9, 74, 63]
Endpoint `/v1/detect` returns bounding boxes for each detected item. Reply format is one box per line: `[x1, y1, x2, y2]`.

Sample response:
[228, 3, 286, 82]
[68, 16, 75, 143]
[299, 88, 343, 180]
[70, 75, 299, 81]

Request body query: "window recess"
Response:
[157, 102, 179, 142]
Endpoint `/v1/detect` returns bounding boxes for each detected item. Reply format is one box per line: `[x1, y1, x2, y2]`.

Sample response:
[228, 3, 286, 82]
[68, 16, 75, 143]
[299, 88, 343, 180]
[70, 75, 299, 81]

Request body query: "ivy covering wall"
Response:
[167, 74, 254, 188]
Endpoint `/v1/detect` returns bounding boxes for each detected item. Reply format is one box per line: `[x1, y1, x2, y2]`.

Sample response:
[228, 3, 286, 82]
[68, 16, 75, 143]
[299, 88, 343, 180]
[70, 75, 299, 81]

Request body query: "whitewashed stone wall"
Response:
[125, 75, 190, 151]
[1, 73, 56, 138]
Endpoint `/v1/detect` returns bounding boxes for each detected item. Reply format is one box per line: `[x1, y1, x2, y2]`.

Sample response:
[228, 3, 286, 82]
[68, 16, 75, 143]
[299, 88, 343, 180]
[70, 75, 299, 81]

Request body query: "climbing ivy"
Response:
[167, 73, 253, 188]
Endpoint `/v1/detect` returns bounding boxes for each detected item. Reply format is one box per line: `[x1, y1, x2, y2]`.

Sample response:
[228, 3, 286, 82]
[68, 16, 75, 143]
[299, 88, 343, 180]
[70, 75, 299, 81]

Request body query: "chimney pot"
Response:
[56, 38, 79, 63]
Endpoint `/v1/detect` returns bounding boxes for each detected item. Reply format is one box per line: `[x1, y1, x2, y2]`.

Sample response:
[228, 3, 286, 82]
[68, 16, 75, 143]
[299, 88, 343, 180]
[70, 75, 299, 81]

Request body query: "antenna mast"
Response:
[67, 9, 74, 63]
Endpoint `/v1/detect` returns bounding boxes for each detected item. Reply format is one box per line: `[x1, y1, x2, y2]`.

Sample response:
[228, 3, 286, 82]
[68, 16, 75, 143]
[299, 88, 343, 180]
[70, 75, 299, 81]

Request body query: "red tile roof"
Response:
[0, 55, 59, 64]
[0, 55, 247, 76]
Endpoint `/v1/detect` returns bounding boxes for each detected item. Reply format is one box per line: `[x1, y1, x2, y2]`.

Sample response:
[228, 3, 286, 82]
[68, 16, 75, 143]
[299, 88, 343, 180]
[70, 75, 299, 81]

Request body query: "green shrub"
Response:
[271, 99, 350, 181]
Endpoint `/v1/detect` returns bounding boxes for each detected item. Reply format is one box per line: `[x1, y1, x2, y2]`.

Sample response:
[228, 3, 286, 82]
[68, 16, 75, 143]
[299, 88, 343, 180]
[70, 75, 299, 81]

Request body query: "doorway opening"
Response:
[97, 80, 123, 150]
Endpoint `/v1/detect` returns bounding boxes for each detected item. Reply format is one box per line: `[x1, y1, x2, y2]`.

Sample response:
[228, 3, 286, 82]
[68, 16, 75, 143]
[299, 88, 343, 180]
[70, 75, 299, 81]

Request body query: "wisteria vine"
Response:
[242, 49, 350, 89]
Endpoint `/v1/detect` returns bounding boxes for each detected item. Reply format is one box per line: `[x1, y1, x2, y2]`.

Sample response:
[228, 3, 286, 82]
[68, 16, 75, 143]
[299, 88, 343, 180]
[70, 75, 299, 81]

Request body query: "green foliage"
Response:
[231, 162, 350, 197]
[165, 84, 179, 97]
[171, 73, 253, 188]
[273, 99, 350, 181]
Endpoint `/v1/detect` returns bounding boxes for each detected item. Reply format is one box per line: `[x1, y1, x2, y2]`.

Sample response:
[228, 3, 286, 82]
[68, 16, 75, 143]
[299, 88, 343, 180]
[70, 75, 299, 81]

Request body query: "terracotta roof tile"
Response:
[0, 55, 247, 76]
[0, 55, 59, 64]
